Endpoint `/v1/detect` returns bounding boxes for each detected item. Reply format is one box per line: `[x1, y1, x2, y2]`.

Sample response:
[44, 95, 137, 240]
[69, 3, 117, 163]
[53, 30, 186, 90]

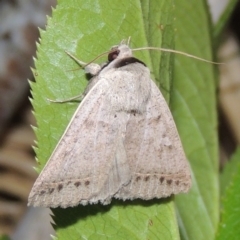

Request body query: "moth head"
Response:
[108, 44, 133, 62]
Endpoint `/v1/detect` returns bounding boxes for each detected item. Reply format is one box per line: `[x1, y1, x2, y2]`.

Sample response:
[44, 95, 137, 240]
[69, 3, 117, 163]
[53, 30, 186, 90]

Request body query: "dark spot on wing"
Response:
[129, 109, 137, 116]
[183, 182, 189, 187]
[136, 176, 141, 182]
[84, 119, 95, 128]
[40, 190, 46, 195]
[167, 180, 172, 185]
[74, 182, 81, 187]
[49, 188, 54, 194]
[160, 177, 164, 183]
[85, 180, 90, 186]
[114, 57, 146, 68]
[67, 181, 72, 185]
[175, 180, 180, 185]
[148, 115, 161, 125]
[144, 176, 150, 181]
[58, 184, 63, 191]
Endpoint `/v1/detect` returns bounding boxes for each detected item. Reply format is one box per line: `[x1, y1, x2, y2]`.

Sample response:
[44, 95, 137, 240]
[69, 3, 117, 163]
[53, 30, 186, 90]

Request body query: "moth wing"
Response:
[116, 80, 192, 200]
[28, 78, 131, 208]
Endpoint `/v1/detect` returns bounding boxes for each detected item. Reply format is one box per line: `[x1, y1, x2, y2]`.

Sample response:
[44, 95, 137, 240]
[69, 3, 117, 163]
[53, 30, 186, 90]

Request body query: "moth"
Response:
[28, 41, 192, 208]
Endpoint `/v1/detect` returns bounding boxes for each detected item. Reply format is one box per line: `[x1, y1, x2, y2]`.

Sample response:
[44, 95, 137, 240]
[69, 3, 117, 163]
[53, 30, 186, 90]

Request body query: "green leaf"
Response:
[32, 0, 180, 239]
[53, 199, 179, 239]
[216, 148, 240, 240]
[220, 148, 240, 198]
[0, 236, 9, 240]
[173, 1, 219, 240]
[31, 0, 219, 239]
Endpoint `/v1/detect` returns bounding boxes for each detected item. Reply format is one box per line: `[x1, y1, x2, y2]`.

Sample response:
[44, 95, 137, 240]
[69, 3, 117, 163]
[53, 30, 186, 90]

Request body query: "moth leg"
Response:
[47, 94, 83, 103]
[48, 51, 102, 103]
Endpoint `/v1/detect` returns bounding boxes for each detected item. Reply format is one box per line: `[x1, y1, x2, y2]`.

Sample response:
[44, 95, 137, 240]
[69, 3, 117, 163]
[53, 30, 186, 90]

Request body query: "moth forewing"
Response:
[28, 42, 191, 208]
[115, 79, 191, 199]
[28, 78, 115, 207]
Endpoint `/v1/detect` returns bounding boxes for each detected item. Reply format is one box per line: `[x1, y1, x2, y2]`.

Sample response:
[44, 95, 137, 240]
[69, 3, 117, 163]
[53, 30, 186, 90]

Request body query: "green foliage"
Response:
[173, 1, 225, 239]
[30, 0, 238, 239]
[216, 148, 240, 240]
[220, 148, 240, 198]
[0, 236, 9, 240]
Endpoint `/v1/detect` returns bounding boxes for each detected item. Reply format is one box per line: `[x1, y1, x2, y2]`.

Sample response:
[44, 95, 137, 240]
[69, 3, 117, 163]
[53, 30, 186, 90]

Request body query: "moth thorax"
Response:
[116, 45, 133, 59]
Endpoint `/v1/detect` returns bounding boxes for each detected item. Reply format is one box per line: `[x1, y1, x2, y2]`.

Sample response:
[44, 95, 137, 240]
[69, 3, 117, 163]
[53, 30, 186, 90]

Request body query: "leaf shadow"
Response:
[52, 197, 173, 229]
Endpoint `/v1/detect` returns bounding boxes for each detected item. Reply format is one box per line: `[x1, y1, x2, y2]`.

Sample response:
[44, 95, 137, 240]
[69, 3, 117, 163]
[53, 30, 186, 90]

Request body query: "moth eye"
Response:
[108, 49, 120, 62]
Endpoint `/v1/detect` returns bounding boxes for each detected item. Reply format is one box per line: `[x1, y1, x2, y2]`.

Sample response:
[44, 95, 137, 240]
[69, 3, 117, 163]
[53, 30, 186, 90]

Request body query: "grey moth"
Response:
[28, 41, 191, 208]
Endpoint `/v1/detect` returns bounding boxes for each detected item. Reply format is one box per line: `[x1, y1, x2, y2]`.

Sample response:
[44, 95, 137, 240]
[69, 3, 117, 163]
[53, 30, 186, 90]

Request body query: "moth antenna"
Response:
[65, 50, 118, 67]
[132, 47, 225, 65]
[84, 50, 111, 66]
